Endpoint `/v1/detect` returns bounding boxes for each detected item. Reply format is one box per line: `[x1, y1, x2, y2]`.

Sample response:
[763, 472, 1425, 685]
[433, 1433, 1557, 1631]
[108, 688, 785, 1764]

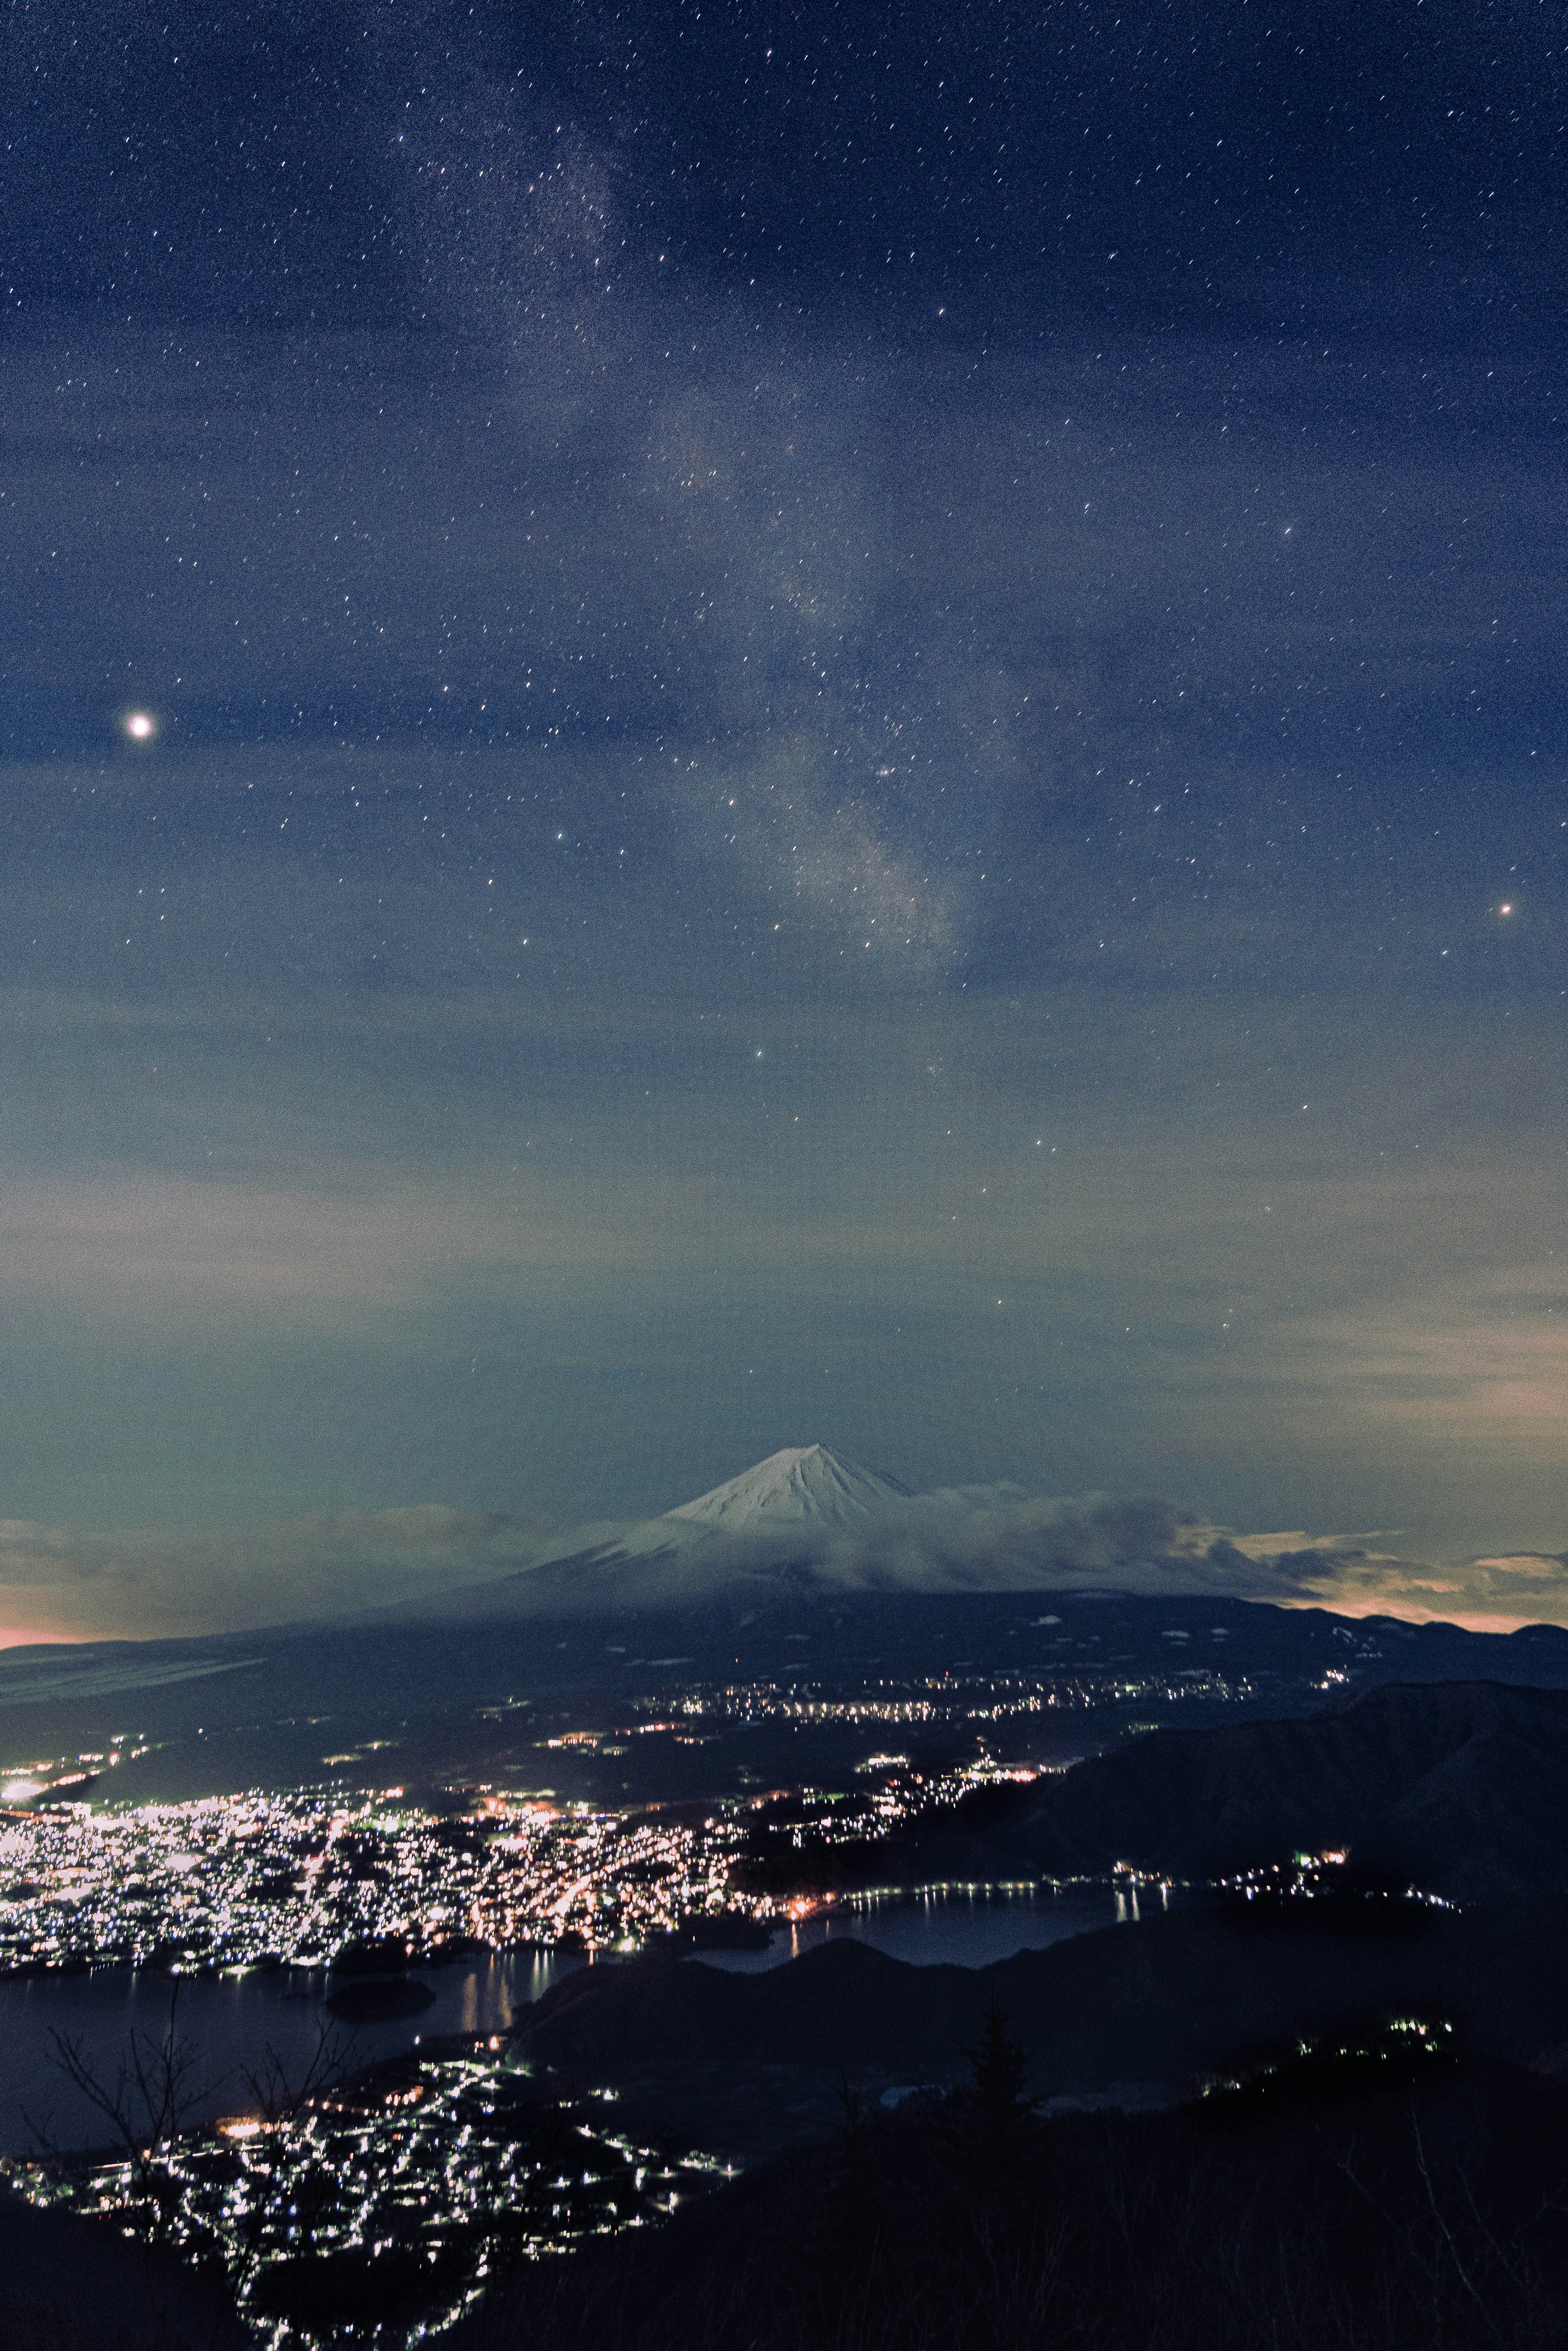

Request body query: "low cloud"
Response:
[0, 1506, 560, 1643]
[808, 1493, 1317, 1602]
[1232, 1538, 1568, 1635]
[510, 1490, 1333, 1615]
[5, 1487, 1568, 1650]
[552, 1492, 1568, 1631]
[0, 1168, 713, 1321]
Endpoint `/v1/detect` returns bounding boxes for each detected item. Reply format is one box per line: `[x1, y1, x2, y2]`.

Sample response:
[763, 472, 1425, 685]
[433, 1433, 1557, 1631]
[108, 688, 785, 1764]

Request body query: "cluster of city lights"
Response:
[677, 1665, 1247, 1731]
[744, 1752, 1054, 1856]
[0, 1786, 768, 1977]
[6, 2047, 730, 2351]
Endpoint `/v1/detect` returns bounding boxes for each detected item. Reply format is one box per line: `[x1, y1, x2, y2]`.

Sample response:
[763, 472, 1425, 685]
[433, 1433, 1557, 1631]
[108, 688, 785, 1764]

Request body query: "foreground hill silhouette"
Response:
[0, 2185, 249, 2351]
[519, 1681, 1568, 2157]
[788, 1679, 1568, 1904]
[513, 1890, 1568, 2157]
[458, 2046, 1568, 2351]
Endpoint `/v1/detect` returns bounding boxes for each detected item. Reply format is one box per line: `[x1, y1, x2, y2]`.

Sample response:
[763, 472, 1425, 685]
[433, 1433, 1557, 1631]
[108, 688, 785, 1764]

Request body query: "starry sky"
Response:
[2, 0, 1566, 1641]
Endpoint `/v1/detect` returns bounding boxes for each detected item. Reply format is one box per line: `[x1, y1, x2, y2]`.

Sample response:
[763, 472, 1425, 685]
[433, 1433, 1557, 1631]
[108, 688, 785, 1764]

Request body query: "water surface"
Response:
[0, 1949, 582, 2155]
[1, 1884, 1178, 2152]
[697, 1879, 1177, 1973]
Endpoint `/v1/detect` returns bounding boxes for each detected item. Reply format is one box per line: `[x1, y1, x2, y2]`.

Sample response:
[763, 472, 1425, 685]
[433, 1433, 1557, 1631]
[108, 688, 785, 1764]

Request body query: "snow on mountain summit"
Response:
[664, 1444, 911, 1534]
[574, 1444, 913, 1567]
[380, 1444, 1279, 1621]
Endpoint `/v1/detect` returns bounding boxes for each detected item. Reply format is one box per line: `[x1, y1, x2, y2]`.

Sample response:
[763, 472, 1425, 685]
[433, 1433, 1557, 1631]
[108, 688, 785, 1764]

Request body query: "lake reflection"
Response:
[697, 1880, 1174, 1974]
[1, 1887, 1179, 2153]
[0, 1948, 584, 2155]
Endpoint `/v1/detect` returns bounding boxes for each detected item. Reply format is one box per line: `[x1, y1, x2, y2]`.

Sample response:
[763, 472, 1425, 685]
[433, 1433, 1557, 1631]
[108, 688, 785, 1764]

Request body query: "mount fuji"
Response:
[373, 1444, 1271, 1624]
[633, 1444, 911, 1545]
[381, 1444, 926, 1620]
[504, 1443, 918, 1602]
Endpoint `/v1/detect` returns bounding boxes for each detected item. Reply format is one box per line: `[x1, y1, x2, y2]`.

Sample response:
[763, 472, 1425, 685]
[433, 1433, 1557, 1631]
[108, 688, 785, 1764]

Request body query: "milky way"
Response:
[0, 0, 1563, 1641]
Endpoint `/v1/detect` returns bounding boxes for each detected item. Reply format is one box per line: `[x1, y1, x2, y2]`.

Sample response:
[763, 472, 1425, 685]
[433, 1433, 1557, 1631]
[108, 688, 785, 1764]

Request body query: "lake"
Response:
[0, 1881, 1170, 2152]
[696, 1879, 1177, 1972]
[0, 1948, 581, 2156]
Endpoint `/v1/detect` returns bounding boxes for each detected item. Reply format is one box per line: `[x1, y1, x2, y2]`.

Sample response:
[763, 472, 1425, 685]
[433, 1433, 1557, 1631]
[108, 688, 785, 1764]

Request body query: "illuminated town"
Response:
[0, 1660, 1265, 1979]
[675, 1664, 1252, 1729]
[9, 2041, 729, 2350]
[0, 1639, 1470, 2350]
[0, 1748, 1076, 1979]
[0, 1677, 1078, 2349]
[0, 1787, 768, 1975]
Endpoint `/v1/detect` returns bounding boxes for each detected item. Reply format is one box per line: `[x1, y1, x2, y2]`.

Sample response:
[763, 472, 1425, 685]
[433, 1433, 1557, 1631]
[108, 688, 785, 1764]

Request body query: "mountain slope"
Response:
[666, 1445, 911, 1533]
[514, 1892, 1568, 2111]
[457, 2037, 1568, 2351]
[370, 1446, 1337, 1625]
[971, 1680, 1568, 1899]
[387, 1444, 922, 1615]
[597, 1443, 911, 1564]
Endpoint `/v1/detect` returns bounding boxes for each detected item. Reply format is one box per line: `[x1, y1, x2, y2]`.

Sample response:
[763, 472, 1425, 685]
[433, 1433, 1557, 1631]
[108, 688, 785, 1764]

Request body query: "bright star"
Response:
[122, 710, 157, 741]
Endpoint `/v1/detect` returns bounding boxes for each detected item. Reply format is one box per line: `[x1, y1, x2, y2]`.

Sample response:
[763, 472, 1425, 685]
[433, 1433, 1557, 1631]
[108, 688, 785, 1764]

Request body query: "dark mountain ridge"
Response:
[0, 2183, 249, 2351]
[454, 2051, 1568, 2351]
[512, 1890, 1568, 2160]
[6, 1596, 1568, 1812]
[862, 1678, 1568, 1902]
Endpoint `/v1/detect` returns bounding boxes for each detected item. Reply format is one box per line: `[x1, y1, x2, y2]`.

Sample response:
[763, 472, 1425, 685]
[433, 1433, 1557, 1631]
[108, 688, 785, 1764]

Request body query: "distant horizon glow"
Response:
[0, 1448, 1564, 1648]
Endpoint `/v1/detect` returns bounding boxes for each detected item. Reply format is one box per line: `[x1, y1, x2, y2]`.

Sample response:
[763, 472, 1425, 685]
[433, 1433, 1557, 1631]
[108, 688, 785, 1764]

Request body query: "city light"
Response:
[4, 2048, 712, 2351]
[0, 1783, 767, 1975]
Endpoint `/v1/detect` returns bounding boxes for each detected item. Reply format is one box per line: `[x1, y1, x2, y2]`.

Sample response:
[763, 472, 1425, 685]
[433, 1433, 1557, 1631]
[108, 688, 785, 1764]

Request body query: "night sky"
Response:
[2, 0, 1565, 1640]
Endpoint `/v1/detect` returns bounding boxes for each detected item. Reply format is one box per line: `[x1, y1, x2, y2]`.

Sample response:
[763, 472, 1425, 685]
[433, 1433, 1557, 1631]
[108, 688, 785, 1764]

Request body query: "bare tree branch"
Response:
[43, 1985, 227, 2200]
[240, 2018, 358, 2126]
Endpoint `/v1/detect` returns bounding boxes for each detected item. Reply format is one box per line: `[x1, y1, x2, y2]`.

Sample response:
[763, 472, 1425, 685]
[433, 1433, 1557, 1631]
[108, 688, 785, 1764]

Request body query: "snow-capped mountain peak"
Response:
[663, 1444, 910, 1534]
[501, 1429, 921, 1580]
